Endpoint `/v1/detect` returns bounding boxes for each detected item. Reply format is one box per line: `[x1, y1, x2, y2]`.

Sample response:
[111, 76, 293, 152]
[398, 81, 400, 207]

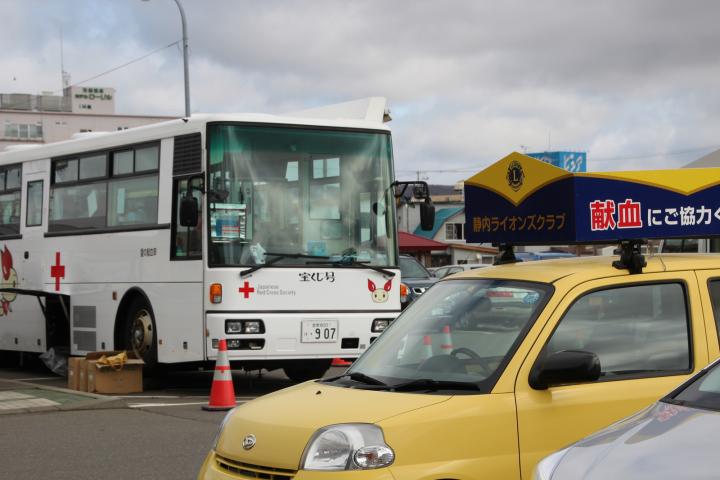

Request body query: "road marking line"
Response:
[115, 395, 181, 399]
[14, 377, 60, 381]
[117, 395, 256, 399]
[0, 398, 60, 409]
[129, 401, 247, 408]
[0, 392, 34, 401]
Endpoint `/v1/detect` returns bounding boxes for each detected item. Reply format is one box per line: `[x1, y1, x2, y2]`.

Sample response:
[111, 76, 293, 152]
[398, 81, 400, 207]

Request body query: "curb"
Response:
[0, 378, 127, 415]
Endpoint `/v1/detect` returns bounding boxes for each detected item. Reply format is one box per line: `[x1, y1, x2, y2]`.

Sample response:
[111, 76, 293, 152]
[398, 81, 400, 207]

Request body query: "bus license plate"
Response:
[301, 320, 339, 343]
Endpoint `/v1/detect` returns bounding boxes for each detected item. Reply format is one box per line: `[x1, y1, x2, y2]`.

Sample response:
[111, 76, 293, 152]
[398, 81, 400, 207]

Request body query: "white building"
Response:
[1, 86, 174, 150]
[398, 182, 497, 266]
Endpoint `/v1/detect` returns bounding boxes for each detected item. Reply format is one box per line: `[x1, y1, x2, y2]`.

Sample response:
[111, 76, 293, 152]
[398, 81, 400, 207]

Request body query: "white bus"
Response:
[0, 98, 433, 380]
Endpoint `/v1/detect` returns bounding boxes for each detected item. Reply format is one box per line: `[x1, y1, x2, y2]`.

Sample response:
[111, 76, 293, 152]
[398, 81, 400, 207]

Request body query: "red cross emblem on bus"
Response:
[51, 252, 65, 291]
[238, 281, 255, 299]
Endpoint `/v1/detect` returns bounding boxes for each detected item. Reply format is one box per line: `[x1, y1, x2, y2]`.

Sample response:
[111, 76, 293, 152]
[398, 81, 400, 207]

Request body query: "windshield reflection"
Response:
[206, 124, 397, 267]
[344, 279, 552, 391]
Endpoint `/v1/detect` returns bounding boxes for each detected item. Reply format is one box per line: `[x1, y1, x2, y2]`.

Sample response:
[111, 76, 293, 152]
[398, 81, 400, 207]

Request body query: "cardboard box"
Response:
[85, 351, 144, 394]
[78, 359, 89, 392]
[86, 360, 98, 393]
[67, 357, 84, 390]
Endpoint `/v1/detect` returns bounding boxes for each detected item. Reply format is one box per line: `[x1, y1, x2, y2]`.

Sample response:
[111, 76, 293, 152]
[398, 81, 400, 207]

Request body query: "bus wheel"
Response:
[283, 359, 332, 382]
[123, 297, 158, 368]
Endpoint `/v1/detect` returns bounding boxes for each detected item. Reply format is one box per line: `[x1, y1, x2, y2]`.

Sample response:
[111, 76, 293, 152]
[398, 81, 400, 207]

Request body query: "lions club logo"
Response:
[368, 279, 392, 303]
[506, 160, 525, 192]
[0, 246, 17, 316]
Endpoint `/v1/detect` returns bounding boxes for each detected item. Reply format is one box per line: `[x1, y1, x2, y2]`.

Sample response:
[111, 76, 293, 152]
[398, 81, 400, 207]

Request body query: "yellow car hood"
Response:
[215, 380, 451, 470]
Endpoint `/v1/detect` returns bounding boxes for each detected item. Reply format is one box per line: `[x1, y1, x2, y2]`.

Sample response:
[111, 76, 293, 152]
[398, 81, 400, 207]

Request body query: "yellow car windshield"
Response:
[345, 279, 552, 393]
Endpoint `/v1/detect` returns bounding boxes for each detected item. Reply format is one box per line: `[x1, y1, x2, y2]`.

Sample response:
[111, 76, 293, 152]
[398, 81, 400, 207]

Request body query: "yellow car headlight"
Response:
[301, 424, 394, 471]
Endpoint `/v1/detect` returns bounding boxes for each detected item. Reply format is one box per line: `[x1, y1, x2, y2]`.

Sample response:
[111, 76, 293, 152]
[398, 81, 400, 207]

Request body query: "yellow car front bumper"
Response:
[198, 451, 397, 480]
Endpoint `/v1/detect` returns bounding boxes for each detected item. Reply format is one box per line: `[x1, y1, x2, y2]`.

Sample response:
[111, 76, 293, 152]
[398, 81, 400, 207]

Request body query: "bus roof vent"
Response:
[173, 132, 202, 175]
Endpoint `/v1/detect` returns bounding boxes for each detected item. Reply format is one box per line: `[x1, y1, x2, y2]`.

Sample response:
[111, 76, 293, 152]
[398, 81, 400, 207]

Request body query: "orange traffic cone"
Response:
[331, 358, 352, 367]
[422, 335, 433, 359]
[202, 339, 236, 411]
[441, 325, 454, 355]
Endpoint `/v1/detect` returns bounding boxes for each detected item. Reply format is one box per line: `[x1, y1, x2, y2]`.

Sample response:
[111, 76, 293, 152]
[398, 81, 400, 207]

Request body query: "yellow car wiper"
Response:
[390, 378, 480, 392]
[323, 372, 388, 386]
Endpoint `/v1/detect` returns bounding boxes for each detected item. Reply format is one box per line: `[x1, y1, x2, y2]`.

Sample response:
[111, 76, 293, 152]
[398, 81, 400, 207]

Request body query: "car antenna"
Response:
[612, 239, 647, 274]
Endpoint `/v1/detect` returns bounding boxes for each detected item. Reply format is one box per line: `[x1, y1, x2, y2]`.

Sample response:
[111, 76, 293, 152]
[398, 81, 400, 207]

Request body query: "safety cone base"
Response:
[202, 403, 235, 411]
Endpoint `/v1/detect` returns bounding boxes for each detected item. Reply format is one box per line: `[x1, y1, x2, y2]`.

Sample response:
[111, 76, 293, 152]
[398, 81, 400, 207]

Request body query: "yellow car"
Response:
[198, 254, 720, 479]
[199, 153, 720, 479]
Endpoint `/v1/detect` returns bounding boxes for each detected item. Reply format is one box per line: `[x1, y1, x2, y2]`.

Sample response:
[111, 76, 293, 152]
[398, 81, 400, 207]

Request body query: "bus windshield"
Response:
[206, 124, 397, 267]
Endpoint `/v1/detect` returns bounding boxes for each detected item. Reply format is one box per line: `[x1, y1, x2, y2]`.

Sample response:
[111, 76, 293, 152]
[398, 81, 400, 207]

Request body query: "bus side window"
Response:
[173, 177, 202, 258]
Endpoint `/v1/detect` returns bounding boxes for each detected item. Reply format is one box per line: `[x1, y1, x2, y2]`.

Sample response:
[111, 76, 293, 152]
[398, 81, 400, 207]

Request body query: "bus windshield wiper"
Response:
[323, 372, 388, 386]
[388, 378, 480, 392]
[305, 257, 396, 277]
[240, 252, 329, 277]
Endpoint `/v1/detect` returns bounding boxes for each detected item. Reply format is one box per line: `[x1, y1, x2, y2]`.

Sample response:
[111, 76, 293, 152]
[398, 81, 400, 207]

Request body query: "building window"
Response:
[3, 122, 43, 140]
[445, 222, 465, 240]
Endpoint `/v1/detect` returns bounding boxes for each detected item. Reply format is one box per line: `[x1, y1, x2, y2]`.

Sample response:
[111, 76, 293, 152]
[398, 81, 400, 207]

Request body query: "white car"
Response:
[534, 358, 720, 479]
[433, 263, 488, 279]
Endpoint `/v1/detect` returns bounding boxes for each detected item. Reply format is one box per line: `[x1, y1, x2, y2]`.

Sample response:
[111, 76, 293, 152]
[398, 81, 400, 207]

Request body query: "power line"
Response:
[53, 39, 181, 93]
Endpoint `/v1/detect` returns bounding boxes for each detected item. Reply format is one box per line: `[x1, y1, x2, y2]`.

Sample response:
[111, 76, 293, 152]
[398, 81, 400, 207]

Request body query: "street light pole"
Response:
[143, 0, 191, 117]
[173, 0, 191, 118]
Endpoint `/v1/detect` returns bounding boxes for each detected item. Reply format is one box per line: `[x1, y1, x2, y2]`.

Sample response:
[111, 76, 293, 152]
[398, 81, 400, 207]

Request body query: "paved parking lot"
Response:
[0, 356, 346, 479]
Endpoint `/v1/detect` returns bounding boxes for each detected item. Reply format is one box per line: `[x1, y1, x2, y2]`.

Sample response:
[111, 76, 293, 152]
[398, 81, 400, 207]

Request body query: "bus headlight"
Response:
[226, 321, 244, 334]
[225, 319, 265, 334]
[301, 424, 394, 471]
[371, 318, 392, 333]
[244, 321, 262, 334]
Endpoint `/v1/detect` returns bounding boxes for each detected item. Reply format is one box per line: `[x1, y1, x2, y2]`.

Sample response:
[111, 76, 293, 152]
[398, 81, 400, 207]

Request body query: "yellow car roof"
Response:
[448, 254, 720, 284]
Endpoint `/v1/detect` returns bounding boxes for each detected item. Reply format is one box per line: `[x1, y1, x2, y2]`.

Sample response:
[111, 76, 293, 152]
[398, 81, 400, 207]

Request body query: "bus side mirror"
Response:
[529, 350, 601, 390]
[179, 195, 199, 227]
[420, 199, 435, 231]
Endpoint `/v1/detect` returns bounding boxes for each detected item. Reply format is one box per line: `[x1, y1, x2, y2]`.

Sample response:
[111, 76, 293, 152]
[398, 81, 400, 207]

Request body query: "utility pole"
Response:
[142, 0, 191, 117]
[174, 0, 191, 118]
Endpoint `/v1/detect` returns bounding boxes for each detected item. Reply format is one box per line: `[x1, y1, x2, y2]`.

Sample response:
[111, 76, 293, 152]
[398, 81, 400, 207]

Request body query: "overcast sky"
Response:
[2, 0, 720, 183]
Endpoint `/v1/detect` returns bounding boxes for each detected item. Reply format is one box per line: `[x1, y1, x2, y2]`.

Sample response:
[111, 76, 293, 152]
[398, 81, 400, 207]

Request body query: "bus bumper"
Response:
[205, 311, 399, 361]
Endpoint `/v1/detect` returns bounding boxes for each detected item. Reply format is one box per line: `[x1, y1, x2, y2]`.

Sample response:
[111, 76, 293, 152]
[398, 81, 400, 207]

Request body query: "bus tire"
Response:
[122, 296, 158, 369]
[283, 359, 332, 382]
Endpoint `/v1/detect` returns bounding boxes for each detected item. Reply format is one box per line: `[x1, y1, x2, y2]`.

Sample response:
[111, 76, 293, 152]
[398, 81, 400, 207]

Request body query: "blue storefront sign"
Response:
[464, 152, 720, 245]
[527, 151, 587, 173]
